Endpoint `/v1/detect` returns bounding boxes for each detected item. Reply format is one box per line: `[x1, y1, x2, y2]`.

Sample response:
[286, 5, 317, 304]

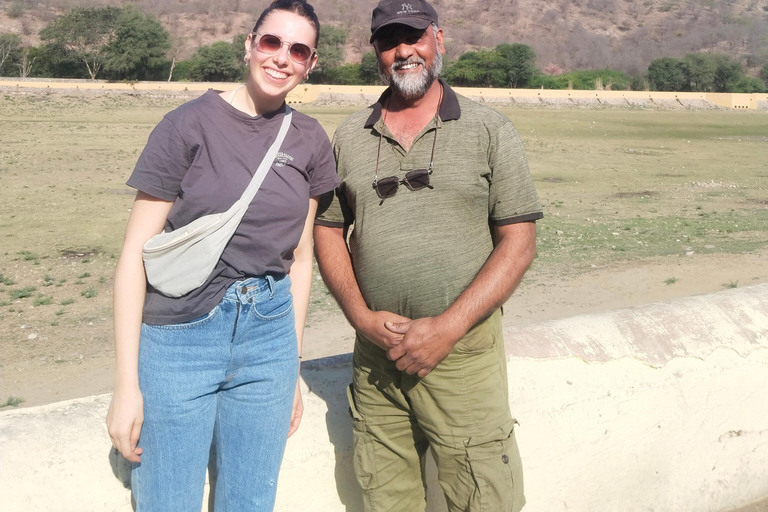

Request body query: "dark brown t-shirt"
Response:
[127, 89, 339, 325]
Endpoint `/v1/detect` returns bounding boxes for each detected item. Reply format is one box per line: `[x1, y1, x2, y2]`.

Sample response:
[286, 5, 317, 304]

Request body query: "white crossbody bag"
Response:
[142, 104, 293, 298]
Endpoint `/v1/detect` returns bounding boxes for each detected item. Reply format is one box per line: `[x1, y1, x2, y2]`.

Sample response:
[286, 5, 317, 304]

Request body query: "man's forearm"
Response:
[441, 221, 537, 336]
[313, 225, 370, 329]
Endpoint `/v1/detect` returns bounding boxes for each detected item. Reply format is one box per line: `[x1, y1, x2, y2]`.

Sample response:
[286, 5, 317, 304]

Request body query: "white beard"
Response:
[379, 50, 442, 101]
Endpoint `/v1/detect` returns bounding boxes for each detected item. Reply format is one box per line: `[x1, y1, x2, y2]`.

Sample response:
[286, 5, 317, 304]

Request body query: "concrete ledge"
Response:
[2, 285, 766, 511]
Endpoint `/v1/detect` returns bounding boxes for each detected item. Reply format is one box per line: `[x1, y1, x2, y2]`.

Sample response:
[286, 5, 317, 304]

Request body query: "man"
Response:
[314, 1, 542, 510]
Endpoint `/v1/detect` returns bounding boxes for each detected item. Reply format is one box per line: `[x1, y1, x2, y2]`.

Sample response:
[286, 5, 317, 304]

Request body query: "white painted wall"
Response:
[2, 285, 766, 512]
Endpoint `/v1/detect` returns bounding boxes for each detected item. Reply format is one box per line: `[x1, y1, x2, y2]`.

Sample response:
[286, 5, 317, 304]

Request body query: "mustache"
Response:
[391, 57, 426, 71]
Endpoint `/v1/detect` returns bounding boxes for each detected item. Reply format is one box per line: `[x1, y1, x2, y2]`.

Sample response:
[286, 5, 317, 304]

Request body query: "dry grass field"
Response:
[0, 89, 766, 408]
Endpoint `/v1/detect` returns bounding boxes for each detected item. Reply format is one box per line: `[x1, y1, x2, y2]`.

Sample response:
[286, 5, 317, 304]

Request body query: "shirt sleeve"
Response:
[315, 130, 349, 228]
[488, 121, 543, 225]
[126, 117, 193, 201]
[308, 127, 341, 198]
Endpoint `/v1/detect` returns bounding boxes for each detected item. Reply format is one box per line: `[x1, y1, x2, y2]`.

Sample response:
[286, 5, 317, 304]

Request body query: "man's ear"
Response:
[435, 27, 446, 54]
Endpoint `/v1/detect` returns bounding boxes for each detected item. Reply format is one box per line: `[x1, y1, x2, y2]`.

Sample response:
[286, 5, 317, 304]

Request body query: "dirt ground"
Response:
[3, 248, 766, 408]
[1, 89, 766, 410]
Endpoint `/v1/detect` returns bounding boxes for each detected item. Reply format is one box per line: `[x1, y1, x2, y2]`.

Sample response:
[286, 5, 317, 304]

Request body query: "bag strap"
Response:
[236, 104, 293, 208]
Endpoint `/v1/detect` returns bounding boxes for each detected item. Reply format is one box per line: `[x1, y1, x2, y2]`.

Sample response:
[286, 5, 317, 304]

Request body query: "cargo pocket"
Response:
[464, 419, 525, 512]
[454, 310, 500, 354]
[347, 384, 376, 492]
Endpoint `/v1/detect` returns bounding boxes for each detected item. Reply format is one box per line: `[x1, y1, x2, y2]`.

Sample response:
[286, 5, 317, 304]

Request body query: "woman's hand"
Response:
[106, 385, 145, 463]
[108, 192, 171, 463]
[288, 378, 303, 437]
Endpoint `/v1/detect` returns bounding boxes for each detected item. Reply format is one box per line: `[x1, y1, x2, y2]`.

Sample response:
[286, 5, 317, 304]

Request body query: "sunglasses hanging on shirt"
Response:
[372, 85, 443, 205]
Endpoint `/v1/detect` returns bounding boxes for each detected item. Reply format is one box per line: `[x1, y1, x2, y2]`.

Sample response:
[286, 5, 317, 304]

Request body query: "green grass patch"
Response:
[536, 208, 767, 271]
[17, 250, 39, 261]
[81, 287, 97, 298]
[77, 272, 91, 279]
[60, 298, 75, 306]
[0, 396, 24, 408]
[9, 286, 37, 299]
[33, 295, 53, 306]
[664, 277, 678, 285]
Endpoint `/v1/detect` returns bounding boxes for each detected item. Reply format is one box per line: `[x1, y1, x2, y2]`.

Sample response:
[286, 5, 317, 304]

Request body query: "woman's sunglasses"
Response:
[253, 33, 316, 64]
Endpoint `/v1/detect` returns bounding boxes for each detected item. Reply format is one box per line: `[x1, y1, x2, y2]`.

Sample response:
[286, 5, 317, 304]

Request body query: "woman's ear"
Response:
[244, 33, 254, 59]
[306, 53, 318, 77]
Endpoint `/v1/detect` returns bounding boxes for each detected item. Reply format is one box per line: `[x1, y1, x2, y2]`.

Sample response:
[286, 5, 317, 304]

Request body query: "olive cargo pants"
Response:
[347, 310, 525, 512]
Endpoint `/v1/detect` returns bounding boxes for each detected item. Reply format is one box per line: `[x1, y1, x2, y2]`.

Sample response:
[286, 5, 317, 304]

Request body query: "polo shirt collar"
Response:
[364, 78, 460, 128]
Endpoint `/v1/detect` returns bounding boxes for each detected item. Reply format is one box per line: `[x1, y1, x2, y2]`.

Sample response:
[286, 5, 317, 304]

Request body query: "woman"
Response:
[106, 1, 338, 510]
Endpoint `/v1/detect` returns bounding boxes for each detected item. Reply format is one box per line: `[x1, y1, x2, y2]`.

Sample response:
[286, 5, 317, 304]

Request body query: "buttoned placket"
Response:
[373, 115, 443, 166]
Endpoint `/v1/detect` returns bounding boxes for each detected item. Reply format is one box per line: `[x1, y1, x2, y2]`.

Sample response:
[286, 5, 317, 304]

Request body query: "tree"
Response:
[682, 53, 716, 92]
[170, 59, 196, 81]
[443, 50, 507, 87]
[629, 74, 648, 91]
[647, 57, 687, 91]
[39, 7, 121, 80]
[0, 33, 22, 76]
[358, 51, 380, 85]
[231, 33, 248, 79]
[326, 63, 362, 85]
[495, 43, 537, 88]
[733, 76, 767, 93]
[712, 54, 744, 92]
[102, 7, 170, 80]
[29, 42, 86, 79]
[193, 41, 242, 82]
[314, 25, 346, 82]
[761, 63, 768, 89]
[166, 37, 187, 82]
[17, 48, 36, 78]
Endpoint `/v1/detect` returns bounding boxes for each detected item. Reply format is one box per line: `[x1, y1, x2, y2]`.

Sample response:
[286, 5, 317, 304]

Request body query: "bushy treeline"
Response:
[0, 6, 247, 82]
[321, 42, 767, 94]
[1, 5, 766, 94]
[646, 54, 767, 93]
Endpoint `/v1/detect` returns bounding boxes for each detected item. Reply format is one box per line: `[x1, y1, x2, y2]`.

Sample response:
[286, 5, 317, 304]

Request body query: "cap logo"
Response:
[397, 3, 419, 15]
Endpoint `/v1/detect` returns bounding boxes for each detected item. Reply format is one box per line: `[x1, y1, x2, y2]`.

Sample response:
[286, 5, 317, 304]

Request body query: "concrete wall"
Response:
[1, 79, 767, 109]
[1, 285, 766, 512]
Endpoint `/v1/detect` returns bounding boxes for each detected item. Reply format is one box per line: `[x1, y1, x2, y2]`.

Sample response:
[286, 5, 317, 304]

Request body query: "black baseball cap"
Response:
[370, 0, 439, 43]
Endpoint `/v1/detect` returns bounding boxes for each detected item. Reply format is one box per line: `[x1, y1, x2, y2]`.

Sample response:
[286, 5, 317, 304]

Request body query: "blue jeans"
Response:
[132, 275, 298, 512]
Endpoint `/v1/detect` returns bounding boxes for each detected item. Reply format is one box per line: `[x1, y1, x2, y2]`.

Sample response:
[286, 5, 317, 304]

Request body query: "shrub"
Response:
[81, 287, 97, 298]
[33, 295, 53, 306]
[324, 64, 363, 85]
[529, 69, 630, 90]
[192, 41, 241, 82]
[648, 57, 686, 91]
[733, 76, 767, 93]
[10, 286, 36, 299]
[760, 63, 768, 88]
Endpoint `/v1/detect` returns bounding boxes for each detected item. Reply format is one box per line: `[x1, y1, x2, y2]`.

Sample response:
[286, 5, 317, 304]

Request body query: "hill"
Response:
[1, 0, 766, 73]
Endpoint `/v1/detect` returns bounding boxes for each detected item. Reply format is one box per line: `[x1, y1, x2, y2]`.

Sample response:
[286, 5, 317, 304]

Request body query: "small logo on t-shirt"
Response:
[274, 151, 294, 167]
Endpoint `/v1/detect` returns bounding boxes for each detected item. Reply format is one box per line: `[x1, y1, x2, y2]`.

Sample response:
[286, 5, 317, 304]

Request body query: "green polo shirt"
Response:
[317, 81, 543, 320]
